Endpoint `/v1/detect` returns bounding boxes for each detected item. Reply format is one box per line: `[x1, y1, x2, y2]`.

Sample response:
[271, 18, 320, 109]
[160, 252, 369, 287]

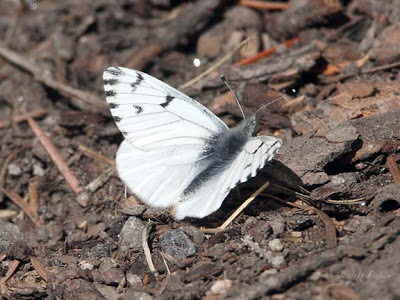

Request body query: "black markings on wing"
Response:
[245, 142, 263, 154]
[160, 95, 174, 108]
[106, 67, 122, 76]
[131, 73, 144, 92]
[104, 78, 118, 85]
[267, 140, 280, 154]
[106, 90, 116, 97]
[104, 68, 227, 147]
[132, 105, 143, 114]
[244, 140, 280, 155]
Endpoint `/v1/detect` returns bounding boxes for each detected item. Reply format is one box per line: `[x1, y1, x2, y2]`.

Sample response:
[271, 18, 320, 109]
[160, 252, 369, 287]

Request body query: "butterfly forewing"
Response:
[103, 67, 227, 151]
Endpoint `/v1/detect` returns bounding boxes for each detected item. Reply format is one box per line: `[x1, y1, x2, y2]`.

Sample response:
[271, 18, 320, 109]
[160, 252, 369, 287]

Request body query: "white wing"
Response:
[103, 67, 227, 151]
[174, 136, 282, 219]
[104, 66, 282, 220]
[116, 140, 205, 208]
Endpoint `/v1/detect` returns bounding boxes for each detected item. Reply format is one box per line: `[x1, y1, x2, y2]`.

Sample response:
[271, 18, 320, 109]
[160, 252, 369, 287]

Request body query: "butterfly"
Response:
[103, 67, 282, 220]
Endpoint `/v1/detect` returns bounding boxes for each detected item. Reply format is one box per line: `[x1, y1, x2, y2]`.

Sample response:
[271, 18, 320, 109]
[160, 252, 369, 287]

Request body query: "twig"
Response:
[201, 181, 270, 233]
[0, 260, 20, 285]
[30, 257, 49, 281]
[27, 117, 84, 198]
[325, 197, 369, 205]
[28, 181, 40, 212]
[239, 0, 290, 10]
[234, 36, 300, 66]
[85, 165, 116, 193]
[0, 121, 11, 129]
[178, 36, 255, 90]
[0, 43, 108, 114]
[142, 221, 158, 276]
[264, 194, 309, 210]
[386, 155, 400, 184]
[314, 208, 337, 248]
[322, 63, 341, 76]
[13, 109, 46, 124]
[160, 251, 171, 275]
[362, 60, 400, 74]
[220, 181, 270, 230]
[323, 54, 371, 75]
[266, 194, 337, 248]
[78, 144, 115, 165]
[0, 187, 43, 227]
[0, 209, 18, 220]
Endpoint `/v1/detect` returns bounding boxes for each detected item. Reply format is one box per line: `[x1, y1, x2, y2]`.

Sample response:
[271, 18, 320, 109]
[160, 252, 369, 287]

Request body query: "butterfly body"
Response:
[183, 115, 256, 196]
[104, 67, 282, 219]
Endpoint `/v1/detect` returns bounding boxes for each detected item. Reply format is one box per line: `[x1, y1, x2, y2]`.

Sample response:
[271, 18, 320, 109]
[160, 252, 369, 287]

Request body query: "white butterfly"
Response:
[103, 67, 282, 220]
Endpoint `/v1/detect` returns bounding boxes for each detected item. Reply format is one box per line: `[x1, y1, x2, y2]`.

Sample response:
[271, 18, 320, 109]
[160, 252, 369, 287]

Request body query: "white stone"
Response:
[268, 239, 284, 252]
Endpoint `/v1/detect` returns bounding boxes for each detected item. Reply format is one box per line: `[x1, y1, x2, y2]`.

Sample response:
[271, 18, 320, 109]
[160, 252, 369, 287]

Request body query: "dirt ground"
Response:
[0, 0, 400, 299]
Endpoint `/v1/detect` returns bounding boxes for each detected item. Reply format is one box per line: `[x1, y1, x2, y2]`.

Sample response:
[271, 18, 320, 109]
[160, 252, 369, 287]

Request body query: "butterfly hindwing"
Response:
[116, 140, 204, 208]
[174, 136, 282, 219]
[103, 67, 227, 151]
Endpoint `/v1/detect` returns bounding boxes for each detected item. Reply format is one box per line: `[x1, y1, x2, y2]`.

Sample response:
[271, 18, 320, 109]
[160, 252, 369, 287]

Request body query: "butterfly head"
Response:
[243, 114, 257, 136]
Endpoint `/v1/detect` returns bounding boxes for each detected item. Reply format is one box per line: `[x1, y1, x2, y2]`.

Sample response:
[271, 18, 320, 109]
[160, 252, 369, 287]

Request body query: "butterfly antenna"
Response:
[220, 76, 246, 120]
[255, 95, 285, 115]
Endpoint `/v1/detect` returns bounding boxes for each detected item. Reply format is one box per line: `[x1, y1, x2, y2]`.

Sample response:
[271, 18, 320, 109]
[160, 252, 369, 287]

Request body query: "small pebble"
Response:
[120, 203, 146, 216]
[290, 231, 303, 238]
[209, 279, 232, 295]
[126, 273, 142, 286]
[160, 229, 196, 263]
[270, 255, 285, 268]
[99, 257, 118, 273]
[270, 219, 285, 235]
[310, 270, 322, 281]
[260, 268, 278, 278]
[33, 164, 45, 176]
[180, 226, 206, 247]
[6, 240, 31, 262]
[78, 261, 94, 270]
[119, 217, 145, 249]
[268, 239, 284, 252]
[0, 220, 22, 252]
[7, 163, 21, 176]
